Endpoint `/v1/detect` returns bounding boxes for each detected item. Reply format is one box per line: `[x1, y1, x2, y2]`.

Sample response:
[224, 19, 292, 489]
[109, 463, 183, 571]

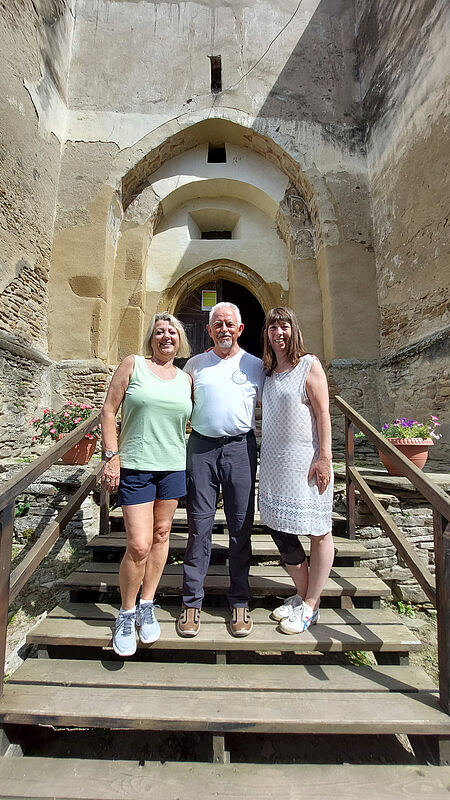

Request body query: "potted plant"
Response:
[378, 415, 441, 475]
[30, 401, 101, 465]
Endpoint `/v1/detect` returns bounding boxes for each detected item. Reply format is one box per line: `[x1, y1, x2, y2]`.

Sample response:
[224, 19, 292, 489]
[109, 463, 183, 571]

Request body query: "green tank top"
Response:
[119, 355, 192, 471]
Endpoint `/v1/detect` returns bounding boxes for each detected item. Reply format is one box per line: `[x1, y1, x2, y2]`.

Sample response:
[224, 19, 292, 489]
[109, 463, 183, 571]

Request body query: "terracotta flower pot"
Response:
[378, 438, 433, 476]
[61, 436, 97, 465]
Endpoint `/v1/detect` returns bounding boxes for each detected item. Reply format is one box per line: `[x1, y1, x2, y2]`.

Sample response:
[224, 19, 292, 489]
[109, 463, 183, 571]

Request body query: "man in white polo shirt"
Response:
[177, 302, 265, 637]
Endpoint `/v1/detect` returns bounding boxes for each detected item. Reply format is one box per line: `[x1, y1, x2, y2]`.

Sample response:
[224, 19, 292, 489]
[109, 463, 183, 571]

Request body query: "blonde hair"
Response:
[262, 307, 307, 374]
[144, 312, 191, 359]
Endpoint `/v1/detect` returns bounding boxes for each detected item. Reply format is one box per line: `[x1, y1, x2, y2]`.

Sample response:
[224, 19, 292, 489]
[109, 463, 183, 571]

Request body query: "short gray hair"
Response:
[209, 301, 242, 326]
[144, 312, 191, 359]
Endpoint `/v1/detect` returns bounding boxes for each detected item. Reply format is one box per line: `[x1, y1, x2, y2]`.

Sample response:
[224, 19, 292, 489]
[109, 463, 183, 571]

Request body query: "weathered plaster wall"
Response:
[356, 0, 449, 465]
[51, 0, 378, 375]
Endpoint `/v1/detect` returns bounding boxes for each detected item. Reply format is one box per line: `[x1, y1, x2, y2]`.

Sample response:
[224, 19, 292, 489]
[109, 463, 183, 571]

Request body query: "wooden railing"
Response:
[0, 412, 107, 696]
[335, 395, 450, 714]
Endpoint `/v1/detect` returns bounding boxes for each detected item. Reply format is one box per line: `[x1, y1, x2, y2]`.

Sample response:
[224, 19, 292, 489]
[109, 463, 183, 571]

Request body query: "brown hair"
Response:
[262, 307, 307, 374]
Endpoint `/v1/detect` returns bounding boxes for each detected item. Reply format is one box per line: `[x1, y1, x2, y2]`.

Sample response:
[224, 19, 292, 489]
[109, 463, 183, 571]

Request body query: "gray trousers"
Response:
[182, 429, 257, 608]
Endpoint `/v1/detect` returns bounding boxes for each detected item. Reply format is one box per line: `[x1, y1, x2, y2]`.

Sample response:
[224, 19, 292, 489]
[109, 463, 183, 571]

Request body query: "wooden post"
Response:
[345, 418, 356, 539]
[99, 465, 110, 537]
[0, 503, 14, 696]
[433, 509, 450, 714]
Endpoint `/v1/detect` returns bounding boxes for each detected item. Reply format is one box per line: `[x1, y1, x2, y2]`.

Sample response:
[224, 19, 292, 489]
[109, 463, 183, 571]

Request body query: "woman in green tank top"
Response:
[100, 312, 192, 656]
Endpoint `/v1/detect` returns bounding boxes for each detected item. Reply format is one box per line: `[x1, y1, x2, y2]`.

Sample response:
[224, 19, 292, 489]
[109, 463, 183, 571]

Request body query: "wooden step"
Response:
[0, 660, 447, 736]
[109, 506, 348, 532]
[89, 532, 367, 563]
[64, 562, 391, 602]
[0, 759, 449, 800]
[26, 603, 421, 656]
[8, 657, 435, 692]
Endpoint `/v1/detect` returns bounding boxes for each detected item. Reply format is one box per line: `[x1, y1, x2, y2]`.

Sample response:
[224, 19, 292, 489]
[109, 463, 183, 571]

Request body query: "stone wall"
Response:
[0, 0, 76, 458]
[0, 0, 75, 349]
[356, 0, 449, 465]
[0, 338, 52, 459]
[5, 462, 98, 551]
[356, 492, 435, 604]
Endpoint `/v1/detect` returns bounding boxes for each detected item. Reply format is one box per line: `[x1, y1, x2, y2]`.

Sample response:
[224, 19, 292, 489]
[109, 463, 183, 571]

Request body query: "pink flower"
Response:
[29, 418, 37, 424]
[43, 409, 50, 415]
[64, 412, 70, 417]
[49, 428, 56, 434]
[74, 417, 82, 423]
[32, 436, 36, 442]
[431, 415, 439, 421]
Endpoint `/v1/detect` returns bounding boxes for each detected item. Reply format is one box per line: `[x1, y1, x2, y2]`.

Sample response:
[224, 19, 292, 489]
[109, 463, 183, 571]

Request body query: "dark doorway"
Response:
[176, 279, 265, 359]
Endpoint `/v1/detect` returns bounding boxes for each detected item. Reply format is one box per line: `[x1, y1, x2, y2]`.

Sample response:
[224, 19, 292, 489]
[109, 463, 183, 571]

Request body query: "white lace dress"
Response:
[258, 354, 334, 536]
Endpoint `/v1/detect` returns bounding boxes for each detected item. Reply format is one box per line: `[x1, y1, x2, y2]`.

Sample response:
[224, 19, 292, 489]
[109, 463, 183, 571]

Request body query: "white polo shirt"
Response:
[184, 349, 265, 437]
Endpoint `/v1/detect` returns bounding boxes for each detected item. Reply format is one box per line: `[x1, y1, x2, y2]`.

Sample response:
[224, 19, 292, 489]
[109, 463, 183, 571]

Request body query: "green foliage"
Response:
[396, 600, 416, 618]
[346, 650, 372, 666]
[381, 416, 441, 440]
[14, 502, 30, 518]
[30, 401, 101, 444]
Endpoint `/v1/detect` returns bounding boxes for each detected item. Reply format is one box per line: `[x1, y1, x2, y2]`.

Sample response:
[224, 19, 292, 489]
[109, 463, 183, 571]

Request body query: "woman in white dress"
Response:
[258, 307, 334, 634]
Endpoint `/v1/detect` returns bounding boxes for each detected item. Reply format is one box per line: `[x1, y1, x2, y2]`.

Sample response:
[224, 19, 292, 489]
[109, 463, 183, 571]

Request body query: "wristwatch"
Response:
[104, 449, 119, 459]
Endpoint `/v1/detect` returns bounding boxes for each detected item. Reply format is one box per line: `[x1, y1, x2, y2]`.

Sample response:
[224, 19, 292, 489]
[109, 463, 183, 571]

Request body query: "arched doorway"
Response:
[176, 279, 265, 359]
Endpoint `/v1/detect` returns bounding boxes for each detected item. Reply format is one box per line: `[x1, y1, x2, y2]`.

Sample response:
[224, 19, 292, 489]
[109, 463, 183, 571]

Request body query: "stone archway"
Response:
[160, 259, 281, 320]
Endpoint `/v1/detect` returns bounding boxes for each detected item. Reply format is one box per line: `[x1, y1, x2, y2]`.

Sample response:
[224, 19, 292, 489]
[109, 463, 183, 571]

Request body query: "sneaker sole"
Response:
[176, 625, 200, 638]
[271, 610, 291, 621]
[139, 630, 161, 644]
[112, 643, 137, 656]
[229, 621, 254, 637]
[279, 618, 319, 635]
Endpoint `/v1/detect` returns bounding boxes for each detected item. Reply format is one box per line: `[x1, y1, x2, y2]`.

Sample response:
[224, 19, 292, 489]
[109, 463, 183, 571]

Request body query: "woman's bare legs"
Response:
[285, 531, 334, 611]
[119, 498, 178, 609]
[120, 501, 154, 610]
[304, 532, 334, 611]
[141, 498, 178, 601]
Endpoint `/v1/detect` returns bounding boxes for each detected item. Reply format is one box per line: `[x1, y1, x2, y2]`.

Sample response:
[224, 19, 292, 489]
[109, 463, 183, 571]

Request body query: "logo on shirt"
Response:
[232, 370, 247, 385]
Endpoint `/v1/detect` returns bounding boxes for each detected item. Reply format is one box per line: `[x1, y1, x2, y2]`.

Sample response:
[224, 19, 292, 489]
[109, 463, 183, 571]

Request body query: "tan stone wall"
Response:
[0, 0, 74, 350]
[0, 1, 76, 456]
[6, 1, 447, 467]
[356, 0, 450, 464]
[46, 0, 378, 369]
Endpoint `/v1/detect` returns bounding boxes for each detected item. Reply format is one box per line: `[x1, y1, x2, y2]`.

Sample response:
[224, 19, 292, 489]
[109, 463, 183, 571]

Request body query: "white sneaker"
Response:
[272, 594, 303, 621]
[113, 609, 137, 656]
[280, 603, 320, 635]
[136, 601, 161, 644]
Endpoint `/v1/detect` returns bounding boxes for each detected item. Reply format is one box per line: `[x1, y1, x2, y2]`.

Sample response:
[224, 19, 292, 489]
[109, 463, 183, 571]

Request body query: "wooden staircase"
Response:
[1, 508, 450, 797]
[1, 399, 450, 798]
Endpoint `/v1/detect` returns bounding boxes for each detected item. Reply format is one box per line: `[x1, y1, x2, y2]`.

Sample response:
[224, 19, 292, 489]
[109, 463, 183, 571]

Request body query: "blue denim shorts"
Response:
[118, 468, 186, 506]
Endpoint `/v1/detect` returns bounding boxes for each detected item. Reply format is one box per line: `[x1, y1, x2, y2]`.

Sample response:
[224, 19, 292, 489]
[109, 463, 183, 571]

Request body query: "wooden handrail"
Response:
[349, 467, 436, 605]
[335, 396, 450, 520]
[0, 410, 103, 696]
[335, 394, 449, 714]
[9, 462, 103, 603]
[0, 411, 101, 514]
